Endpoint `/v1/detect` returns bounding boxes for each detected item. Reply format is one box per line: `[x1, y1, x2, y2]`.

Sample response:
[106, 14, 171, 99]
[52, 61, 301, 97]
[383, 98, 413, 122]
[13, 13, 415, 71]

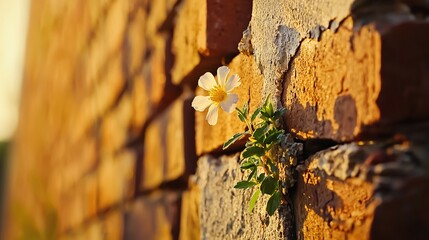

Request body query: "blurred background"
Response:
[2, 0, 429, 239]
[0, 0, 29, 232]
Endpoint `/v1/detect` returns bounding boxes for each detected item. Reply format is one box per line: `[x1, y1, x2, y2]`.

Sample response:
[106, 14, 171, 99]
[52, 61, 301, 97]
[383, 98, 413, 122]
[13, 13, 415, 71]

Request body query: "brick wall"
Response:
[3, 0, 429, 239]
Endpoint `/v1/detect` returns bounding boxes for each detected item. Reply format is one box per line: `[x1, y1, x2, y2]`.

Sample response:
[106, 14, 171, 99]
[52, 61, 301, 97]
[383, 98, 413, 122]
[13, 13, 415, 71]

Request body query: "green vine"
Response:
[223, 97, 288, 216]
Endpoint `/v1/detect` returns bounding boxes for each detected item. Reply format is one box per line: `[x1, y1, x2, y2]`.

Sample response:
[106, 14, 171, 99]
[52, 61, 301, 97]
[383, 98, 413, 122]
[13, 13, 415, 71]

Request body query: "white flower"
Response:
[192, 66, 241, 125]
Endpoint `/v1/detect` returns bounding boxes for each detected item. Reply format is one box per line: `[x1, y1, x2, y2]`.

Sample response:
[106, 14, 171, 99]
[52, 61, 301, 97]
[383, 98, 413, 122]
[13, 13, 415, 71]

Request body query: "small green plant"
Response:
[223, 97, 286, 216]
[191, 66, 300, 216]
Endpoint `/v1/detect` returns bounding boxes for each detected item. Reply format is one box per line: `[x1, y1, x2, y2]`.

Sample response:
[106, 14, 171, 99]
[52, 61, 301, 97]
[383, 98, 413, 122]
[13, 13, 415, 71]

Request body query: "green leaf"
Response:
[246, 167, 257, 181]
[266, 191, 282, 216]
[267, 159, 279, 174]
[264, 130, 284, 145]
[234, 181, 257, 189]
[240, 159, 256, 170]
[257, 173, 266, 183]
[237, 108, 247, 122]
[273, 107, 286, 120]
[223, 132, 247, 149]
[242, 146, 265, 159]
[260, 110, 270, 119]
[248, 189, 261, 213]
[263, 95, 270, 108]
[260, 176, 278, 195]
[267, 102, 274, 116]
[252, 124, 268, 142]
[250, 107, 261, 122]
[243, 102, 249, 117]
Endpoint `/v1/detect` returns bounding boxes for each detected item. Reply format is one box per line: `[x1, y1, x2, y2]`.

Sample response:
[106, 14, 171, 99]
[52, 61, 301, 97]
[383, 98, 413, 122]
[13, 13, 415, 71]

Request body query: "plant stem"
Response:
[245, 119, 253, 134]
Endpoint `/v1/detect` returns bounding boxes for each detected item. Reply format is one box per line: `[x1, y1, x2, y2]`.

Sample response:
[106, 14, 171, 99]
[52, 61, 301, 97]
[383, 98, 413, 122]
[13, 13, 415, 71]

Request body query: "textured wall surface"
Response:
[3, 0, 429, 239]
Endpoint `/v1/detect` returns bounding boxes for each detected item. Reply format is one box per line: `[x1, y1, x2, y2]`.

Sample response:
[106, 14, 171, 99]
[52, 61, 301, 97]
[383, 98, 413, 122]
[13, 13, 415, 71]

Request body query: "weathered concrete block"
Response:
[284, 18, 429, 141]
[140, 94, 196, 190]
[195, 154, 294, 239]
[294, 136, 429, 239]
[195, 54, 264, 155]
[249, 0, 354, 104]
[123, 191, 182, 240]
[171, 0, 251, 85]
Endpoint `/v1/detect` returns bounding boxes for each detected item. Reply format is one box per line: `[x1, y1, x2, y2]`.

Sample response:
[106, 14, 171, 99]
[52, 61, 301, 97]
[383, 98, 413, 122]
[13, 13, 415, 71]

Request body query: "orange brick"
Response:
[126, 6, 147, 74]
[294, 139, 429, 239]
[84, 220, 104, 240]
[195, 54, 264, 155]
[101, 0, 130, 58]
[104, 210, 124, 240]
[80, 0, 129, 97]
[146, 0, 179, 40]
[59, 186, 84, 232]
[123, 191, 182, 240]
[55, 136, 97, 193]
[284, 18, 429, 141]
[130, 74, 151, 135]
[98, 151, 136, 210]
[140, 94, 196, 190]
[73, 53, 126, 142]
[57, 173, 98, 233]
[59, 210, 123, 240]
[87, 0, 113, 28]
[143, 34, 177, 106]
[171, 0, 252, 85]
[100, 94, 132, 156]
[83, 174, 98, 220]
[179, 181, 201, 240]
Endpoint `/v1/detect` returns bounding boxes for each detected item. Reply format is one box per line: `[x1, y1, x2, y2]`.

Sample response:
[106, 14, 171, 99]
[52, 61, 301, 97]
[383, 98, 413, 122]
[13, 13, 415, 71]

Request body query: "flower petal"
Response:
[217, 66, 230, 86]
[206, 104, 219, 125]
[225, 74, 241, 92]
[220, 93, 238, 113]
[198, 72, 217, 90]
[192, 96, 212, 111]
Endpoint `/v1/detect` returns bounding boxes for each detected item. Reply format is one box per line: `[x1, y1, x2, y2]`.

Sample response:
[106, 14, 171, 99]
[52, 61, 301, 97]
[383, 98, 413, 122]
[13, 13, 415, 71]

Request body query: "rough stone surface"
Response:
[249, 0, 354, 105]
[294, 134, 429, 240]
[284, 18, 429, 141]
[140, 94, 196, 190]
[195, 54, 264, 155]
[195, 154, 294, 240]
[171, 0, 252, 85]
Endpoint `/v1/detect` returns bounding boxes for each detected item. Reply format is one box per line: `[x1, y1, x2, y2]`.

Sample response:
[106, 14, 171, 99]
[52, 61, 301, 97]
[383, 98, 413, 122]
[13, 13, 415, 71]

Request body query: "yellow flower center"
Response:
[209, 86, 227, 103]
